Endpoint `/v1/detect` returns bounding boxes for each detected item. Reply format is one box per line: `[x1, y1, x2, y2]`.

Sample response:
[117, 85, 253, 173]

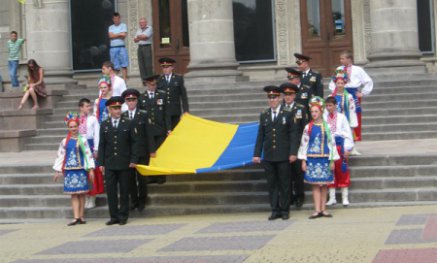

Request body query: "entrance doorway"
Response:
[152, 0, 190, 74]
[300, 0, 353, 76]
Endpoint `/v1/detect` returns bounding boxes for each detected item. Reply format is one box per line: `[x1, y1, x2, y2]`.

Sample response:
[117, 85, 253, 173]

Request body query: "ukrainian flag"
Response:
[136, 114, 258, 176]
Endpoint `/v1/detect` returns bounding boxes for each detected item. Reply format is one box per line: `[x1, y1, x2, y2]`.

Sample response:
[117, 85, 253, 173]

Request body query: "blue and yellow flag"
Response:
[136, 114, 258, 176]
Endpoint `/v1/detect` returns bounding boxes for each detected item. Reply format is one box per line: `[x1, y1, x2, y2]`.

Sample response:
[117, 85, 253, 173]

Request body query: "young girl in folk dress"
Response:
[53, 112, 95, 226]
[18, 59, 47, 110]
[329, 68, 358, 131]
[94, 76, 112, 123]
[298, 97, 340, 219]
[324, 96, 354, 207]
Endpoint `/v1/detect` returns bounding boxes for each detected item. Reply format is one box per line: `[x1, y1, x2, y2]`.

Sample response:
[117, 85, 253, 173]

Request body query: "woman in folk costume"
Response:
[298, 97, 340, 219]
[94, 76, 112, 123]
[324, 96, 354, 207]
[77, 98, 103, 209]
[328, 51, 373, 153]
[53, 112, 95, 226]
[329, 68, 358, 130]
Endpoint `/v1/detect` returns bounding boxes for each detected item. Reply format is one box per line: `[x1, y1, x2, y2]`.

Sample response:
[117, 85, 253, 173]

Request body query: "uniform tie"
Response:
[272, 111, 277, 122]
[113, 120, 118, 128]
[129, 112, 133, 120]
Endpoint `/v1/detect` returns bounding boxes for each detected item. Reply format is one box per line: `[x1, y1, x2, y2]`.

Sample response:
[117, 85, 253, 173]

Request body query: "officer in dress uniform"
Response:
[280, 82, 309, 209]
[286, 67, 313, 116]
[157, 57, 189, 129]
[98, 96, 137, 226]
[138, 74, 171, 184]
[253, 85, 298, 221]
[294, 53, 324, 98]
[121, 89, 156, 212]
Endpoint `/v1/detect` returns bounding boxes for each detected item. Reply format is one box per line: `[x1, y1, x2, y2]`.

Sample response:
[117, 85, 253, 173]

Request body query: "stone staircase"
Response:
[0, 154, 436, 219]
[1, 73, 437, 220]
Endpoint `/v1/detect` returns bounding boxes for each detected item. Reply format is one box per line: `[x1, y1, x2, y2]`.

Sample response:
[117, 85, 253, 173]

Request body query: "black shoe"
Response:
[268, 213, 281, 220]
[106, 219, 120, 225]
[308, 212, 323, 219]
[79, 218, 87, 224]
[119, 220, 127, 225]
[138, 204, 145, 212]
[130, 204, 139, 211]
[281, 214, 290, 220]
[67, 218, 80, 226]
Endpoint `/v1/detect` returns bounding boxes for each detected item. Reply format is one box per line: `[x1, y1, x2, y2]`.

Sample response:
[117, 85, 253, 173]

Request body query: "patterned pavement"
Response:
[1, 205, 437, 263]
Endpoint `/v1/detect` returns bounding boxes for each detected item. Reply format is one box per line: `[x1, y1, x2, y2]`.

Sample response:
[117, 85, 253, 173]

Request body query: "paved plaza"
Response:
[1, 205, 437, 263]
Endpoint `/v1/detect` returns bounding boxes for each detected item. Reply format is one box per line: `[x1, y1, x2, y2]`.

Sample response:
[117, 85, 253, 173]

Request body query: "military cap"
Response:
[105, 96, 124, 108]
[158, 57, 176, 67]
[263, 85, 281, 98]
[121, 88, 140, 99]
[285, 67, 302, 79]
[294, 53, 311, 61]
[144, 74, 160, 82]
[280, 83, 299, 94]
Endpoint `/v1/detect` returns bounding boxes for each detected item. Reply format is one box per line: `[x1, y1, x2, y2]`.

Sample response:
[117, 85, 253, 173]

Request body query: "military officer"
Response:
[138, 74, 171, 184]
[121, 89, 156, 212]
[98, 96, 137, 226]
[253, 85, 298, 221]
[280, 82, 309, 209]
[294, 53, 324, 98]
[157, 57, 189, 129]
[286, 67, 313, 115]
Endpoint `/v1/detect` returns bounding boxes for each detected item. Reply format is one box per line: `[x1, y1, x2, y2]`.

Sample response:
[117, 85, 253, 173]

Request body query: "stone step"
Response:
[30, 135, 64, 144]
[362, 130, 437, 141]
[25, 143, 59, 151]
[0, 165, 53, 174]
[364, 106, 437, 116]
[362, 122, 437, 133]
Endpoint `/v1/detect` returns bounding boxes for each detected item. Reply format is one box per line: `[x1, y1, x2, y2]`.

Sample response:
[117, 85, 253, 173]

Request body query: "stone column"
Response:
[185, 0, 243, 83]
[24, 0, 74, 84]
[366, 0, 425, 72]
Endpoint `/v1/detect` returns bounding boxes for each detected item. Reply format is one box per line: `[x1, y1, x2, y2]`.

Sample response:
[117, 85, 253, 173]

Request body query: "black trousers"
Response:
[129, 156, 149, 207]
[105, 169, 130, 221]
[290, 159, 305, 201]
[170, 115, 181, 130]
[147, 135, 166, 184]
[262, 160, 291, 215]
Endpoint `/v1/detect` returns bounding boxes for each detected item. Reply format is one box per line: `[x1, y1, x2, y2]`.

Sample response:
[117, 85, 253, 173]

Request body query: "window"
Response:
[71, 0, 116, 71]
[417, 0, 435, 54]
[233, 0, 276, 62]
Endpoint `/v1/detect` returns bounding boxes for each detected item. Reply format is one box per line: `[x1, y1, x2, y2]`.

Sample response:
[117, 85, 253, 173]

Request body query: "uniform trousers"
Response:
[290, 159, 305, 202]
[105, 169, 130, 221]
[129, 156, 149, 207]
[170, 115, 181, 130]
[262, 160, 291, 215]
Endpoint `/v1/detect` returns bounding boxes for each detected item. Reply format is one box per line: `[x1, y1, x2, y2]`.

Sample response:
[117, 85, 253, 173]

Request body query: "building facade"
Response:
[0, 0, 435, 87]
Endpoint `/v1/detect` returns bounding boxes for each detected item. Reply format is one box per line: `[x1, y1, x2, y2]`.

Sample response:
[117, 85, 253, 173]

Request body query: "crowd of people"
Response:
[5, 12, 374, 225]
[254, 51, 373, 220]
[53, 57, 188, 226]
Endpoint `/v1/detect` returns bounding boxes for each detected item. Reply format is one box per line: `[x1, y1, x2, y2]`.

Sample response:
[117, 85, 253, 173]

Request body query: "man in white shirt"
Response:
[134, 18, 153, 81]
[101, 61, 128, 112]
[328, 51, 373, 153]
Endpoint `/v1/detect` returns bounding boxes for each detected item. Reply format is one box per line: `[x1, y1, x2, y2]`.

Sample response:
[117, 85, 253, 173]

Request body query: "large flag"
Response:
[136, 114, 258, 176]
